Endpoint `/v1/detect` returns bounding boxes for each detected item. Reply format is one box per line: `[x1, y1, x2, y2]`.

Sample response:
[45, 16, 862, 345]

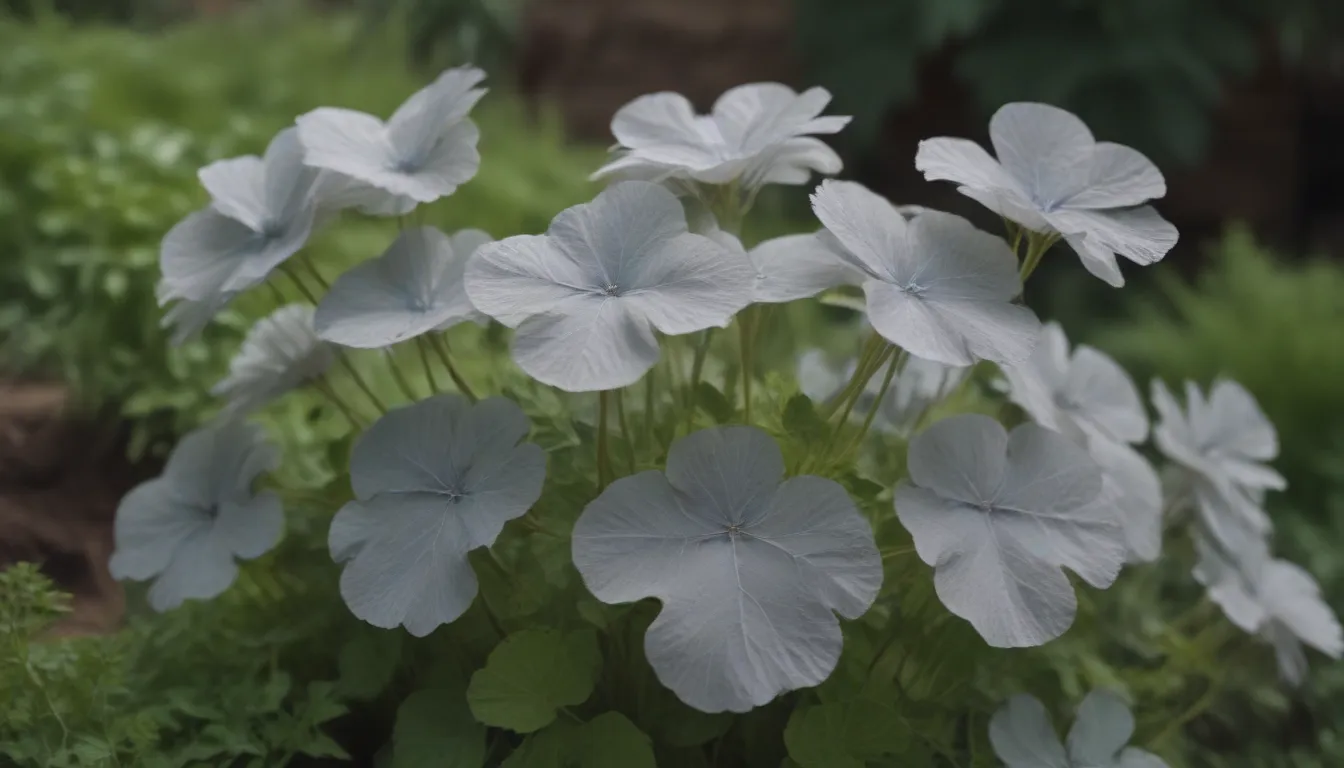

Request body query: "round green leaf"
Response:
[467, 629, 602, 733]
[392, 688, 487, 768]
[784, 701, 910, 768]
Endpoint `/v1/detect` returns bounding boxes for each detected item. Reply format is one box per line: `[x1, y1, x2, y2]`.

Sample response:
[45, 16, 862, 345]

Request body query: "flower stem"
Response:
[416, 336, 440, 393]
[597, 390, 612, 491]
[428, 334, 477, 402]
[300, 254, 331, 292]
[386, 350, 419, 402]
[616, 387, 636, 474]
[848, 348, 905, 453]
[313, 380, 365, 430]
[336, 351, 387, 414]
[1152, 680, 1220, 747]
[738, 308, 755, 424]
[820, 331, 887, 419]
[642, 373, 655, 455]
[1018, 232, 1058, 283]
[689, 328, 714, 398]
[280, 264, 321, 306]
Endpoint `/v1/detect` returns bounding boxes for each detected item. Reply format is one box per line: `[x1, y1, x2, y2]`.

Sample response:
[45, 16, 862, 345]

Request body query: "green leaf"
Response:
[391, 688, 487, 768]
[337, 630, 403, 701]
[467, 628, 602, 733]
[782, 394, 828, 443]
[784, 700, 910, 768]
[694, 381, 735, 424]
[579, 712, 656, 768]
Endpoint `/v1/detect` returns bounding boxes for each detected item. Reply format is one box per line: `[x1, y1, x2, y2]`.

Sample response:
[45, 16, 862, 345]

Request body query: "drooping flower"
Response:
[464, 180, 754, 392]
[572, 425, 881, 713]
[1002, 322, 1147, 445]
[989, 690, 1169, 768]
[916, 102, 1178, 287]
[592, 83, 850, 193]
[1000, 322, 1161, 561]
[314, 226, 490, 349]
[1194, 532, 1343, 685]
[330, 395, 545, 636]
[894, 414, 1126, 647]
[212, 304, 335, 416]
[1152, 379, 1284, 548]
[159, 128, 320, 304]
[109, 421, 283, 611]
[297, 66, 486, 206]
[810, 180, 1041, 366]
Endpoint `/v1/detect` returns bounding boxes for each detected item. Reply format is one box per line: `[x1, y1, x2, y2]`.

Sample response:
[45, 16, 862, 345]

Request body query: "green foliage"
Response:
[796, 0, 1342, 164]
[1094, 227, 1344, 767]
[466, 629, 603, 733]
[0, 6, 602, 459]
[390, 688, 487, 768]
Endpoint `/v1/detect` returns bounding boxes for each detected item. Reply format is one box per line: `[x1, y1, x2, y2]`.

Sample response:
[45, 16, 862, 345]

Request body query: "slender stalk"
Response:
[738, 308, 755, 424]
[313, 380, 365, 429]
[616, 387, 636, 474]
[416, 336, 440, 393]
[834, 344, 894, 427]
[1152, 681, 1220, 746]
[1018, 232, 1058, 283]
[280, 264, 320, 305]
[300, 254, 331, 291]
[336, 351, 387, 413]
[428, 334, 477, 402]
[688, 328, 715, 399]
[386, 350, 419, 402]
[820, 331, 886, 418]
[597, 391, 612, 490]
[849, 349, 905, 452]
[642, 374, 655, 455]
[262, 278, 287, 309]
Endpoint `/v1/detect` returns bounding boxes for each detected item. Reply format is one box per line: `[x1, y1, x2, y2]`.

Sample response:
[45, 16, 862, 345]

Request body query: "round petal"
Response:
[864, 280, 1040, 367]
[611, 92, 707, 150]
[511, 297, 662, 392]
[108, 480, 211, 581]
[663, 425, 785, 527]
[466, 234, 594, 328]
[809, 179, 905, 282]
[1066, 142, 1167, 209]
[1118, 747, 1171, 768]
[213, 493, 285, 560]
[211, 304, 334, 416]
[1264, 560, 1344, 660]
[315, 226, 483, 348]
[749, 233, 864, 303]
[1065, 689, 1135, 766]
[386, 66, 487, 162]
[988, 694, 1069, 768]
[914, 137, 1020, 200]
[989, 102, 1094, 207]
[905, 413, 1008, 505]
[198, 155, 266, 231]
[618, 233, 754, 335]
[1089, 437, 1163, 563]
[1065, 345, 1148, 444]
[159, 206, 314, 301]
[145, 527, 239, 612]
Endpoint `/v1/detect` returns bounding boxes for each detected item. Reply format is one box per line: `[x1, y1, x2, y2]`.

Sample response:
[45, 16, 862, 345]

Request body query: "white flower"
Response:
[1001, 322, 1161, 562]
[315, 226, 490, 349]
[1194, 535, 1343, 685]
[296, 66, 485, 206]
[109, 421, 283, 611]
[156, 280, 238, 346]
[703, 226, 863, 304]
[593, 83, 849, 192]
[330, 395, 545, 636]
[916, 102, 1178, 287]
[159, 128, 319, 304]
[464, 181, 754, 392]
[1152, 379, 1284, 548]
[811, 180, 1041, 366]
[894, 414, 1126, 647]
[990, 690, 1168, 768]
[571, 425, 881, 713]
[212, 305, 335, 416]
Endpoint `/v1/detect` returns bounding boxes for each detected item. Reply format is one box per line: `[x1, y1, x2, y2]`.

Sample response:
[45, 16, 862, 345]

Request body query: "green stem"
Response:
[820, 332, 886, 418]
[386, 350, 419, 402]
[314, 380, 365, 429]
[1018, 232, 1057, 283]
[738, 308, 755, 424]
[688, 328, 714, 399]
[300, 254, 331, 292]
[597, 391, 612, 491]
[849, 349, 905, 453]
[834, 344, 894, 428]
[642, 374, 655, 455]
[616, 388, 636, 474]
[429, 334, 477, 402]
[1152, 681, 1220, 746]
[280, 264, 320, 305]
[416, 336, 440, 393]
[334, 351, 387, 413]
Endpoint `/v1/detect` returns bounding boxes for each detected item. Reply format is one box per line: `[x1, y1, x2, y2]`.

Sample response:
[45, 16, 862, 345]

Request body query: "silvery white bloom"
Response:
[297, 66, 485, 206]
[464, 180, 754, 392]
[915, 102, 1178, 287]
[330, 395, 545, 636]
[593, 83, 849, 192]
[212, 304, 335, 416]
[704, 226, 863, 304]
[572, 425, 881, 713]
[999, 322, 1160, 561]
[990, 690, 1168, 768]
[894, 414, 1126, 647]
[1002, 322, 1147, 445]
[1152, 379, 1284, 547]
[314, 226, 490, 348]
[810, 180, 1041, 366]
[159, 128, 319, 303]
[1193, 535, 1343, 685]
[109, 421, 283, 612]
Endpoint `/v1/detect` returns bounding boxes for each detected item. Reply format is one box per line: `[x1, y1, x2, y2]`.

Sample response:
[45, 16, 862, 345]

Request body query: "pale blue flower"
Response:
[990, 691, 1168, 768]
[212, 305, 335, 416]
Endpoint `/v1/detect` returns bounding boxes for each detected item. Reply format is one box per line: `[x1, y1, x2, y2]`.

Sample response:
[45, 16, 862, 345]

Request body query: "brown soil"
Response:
[0, 380, 152, 635]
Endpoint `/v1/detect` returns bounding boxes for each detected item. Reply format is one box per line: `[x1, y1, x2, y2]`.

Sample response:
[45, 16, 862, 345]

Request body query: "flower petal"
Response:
[1065, 690, 1134, 766]
[108, 481, 209, 581]
[809, 179, 905, 282]
[550, 180, 688, 288]
[988, 694, 1069, 768]
[906, 414, 1008, 504]
[214, 493, 285, 560]
[146, 526, 239, 612]
[1047, 205, 1178, 267]
[989, 102, 1094, 206]
[1066, 345, 1148, 444]
[297, 106, 395, 183]
[620, 234, 754, 334]
[511, 297, 661, 392]
[751, 233, 865, 303]
[466, 234, 592, 328]
[387, 66, 487, 162]
[865, 281, 1040, 366]
[664, 425, 785, 527]
[198, 155, 266, 231]
[1067, 142, 1166, 209]
[1064, 232, 1126, 287]
[1089, 437, 1163, 563]
[611, 92, 707, 150]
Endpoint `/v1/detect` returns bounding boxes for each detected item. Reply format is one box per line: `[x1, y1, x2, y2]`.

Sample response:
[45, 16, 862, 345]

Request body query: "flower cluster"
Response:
[109, 65, 1338, 763]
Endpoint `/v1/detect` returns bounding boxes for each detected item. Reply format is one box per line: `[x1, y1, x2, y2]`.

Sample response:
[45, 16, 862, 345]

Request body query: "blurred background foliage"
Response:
[0, 0, 1343, 766]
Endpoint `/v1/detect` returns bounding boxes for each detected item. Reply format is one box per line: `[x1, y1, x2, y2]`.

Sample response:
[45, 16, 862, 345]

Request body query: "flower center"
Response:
[600, 283, 621, 297]
[901, 281, 927, 296]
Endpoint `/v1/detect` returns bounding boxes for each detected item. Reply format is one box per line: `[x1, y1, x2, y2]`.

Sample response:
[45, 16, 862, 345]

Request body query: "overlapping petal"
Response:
[211, 304, 334, 416]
